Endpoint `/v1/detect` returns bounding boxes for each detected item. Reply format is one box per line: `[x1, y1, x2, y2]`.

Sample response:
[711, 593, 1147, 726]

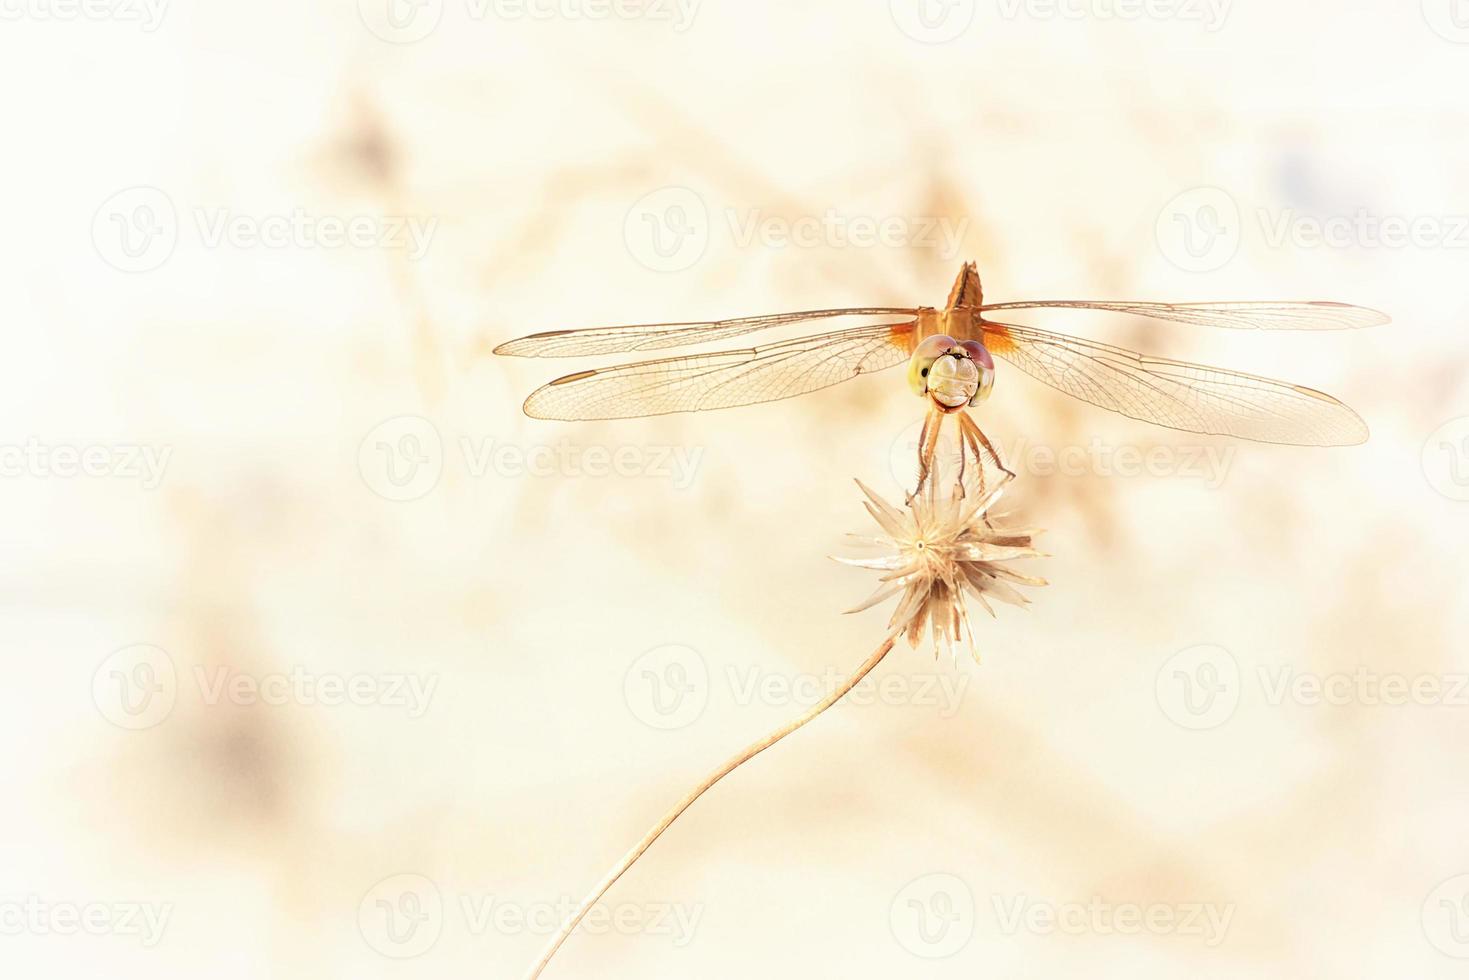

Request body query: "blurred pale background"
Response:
[3, 1, 1469, 977]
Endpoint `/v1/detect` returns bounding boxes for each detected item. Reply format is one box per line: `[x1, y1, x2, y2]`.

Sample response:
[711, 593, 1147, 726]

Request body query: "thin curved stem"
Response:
[524, 632, 900, 980]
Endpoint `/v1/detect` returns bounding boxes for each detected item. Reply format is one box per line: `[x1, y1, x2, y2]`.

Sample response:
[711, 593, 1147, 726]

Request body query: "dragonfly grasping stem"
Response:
[524, 631, 900, 980]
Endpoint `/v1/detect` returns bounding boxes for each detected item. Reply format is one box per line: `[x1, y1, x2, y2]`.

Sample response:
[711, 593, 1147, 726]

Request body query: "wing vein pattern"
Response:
[979, 300, 1388, 331]
[982, 321, 1367, 446]
[523, 321, 914, 420]
[496, 308, 918, 357]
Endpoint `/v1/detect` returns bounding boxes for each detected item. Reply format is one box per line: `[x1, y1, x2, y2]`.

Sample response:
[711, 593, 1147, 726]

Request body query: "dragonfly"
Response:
[495, 263, 1387, 488]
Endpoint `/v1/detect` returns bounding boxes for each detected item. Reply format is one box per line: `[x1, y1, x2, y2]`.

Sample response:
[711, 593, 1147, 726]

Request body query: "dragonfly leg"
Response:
[958, 412, 1013, 480]
[954, 427, 968, 500]
[954, 415, 982, 499]
[957, 413, 1015, 501]
[908, 406, 946, 505]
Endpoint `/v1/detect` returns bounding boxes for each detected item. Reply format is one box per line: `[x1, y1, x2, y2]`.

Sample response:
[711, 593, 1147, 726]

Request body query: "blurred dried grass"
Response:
[3, 3, 1469, 979]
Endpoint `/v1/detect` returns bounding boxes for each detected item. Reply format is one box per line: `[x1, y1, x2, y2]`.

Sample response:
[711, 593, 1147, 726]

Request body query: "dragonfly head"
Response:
[908, 336, 995, 411]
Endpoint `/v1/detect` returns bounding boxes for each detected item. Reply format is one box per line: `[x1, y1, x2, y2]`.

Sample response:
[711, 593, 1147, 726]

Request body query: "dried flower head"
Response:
[838, 475, 1047, 660]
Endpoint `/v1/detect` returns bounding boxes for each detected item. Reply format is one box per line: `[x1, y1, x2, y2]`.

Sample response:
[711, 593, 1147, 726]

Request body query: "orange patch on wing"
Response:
[980, 321, 1017, 356]
[886, 320, 917, 353]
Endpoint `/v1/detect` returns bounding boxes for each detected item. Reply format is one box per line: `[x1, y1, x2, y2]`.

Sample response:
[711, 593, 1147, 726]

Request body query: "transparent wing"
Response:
[981, 320, 1368, 446]
[495, 307, 918, 358]
[979, 300, 1389, 331]
[523, 320, 917, 420]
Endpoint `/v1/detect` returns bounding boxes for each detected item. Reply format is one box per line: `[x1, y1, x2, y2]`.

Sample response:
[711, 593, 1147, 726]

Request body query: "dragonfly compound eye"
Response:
[907, 334, 958, 396]
[960, 340, 995, 405]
